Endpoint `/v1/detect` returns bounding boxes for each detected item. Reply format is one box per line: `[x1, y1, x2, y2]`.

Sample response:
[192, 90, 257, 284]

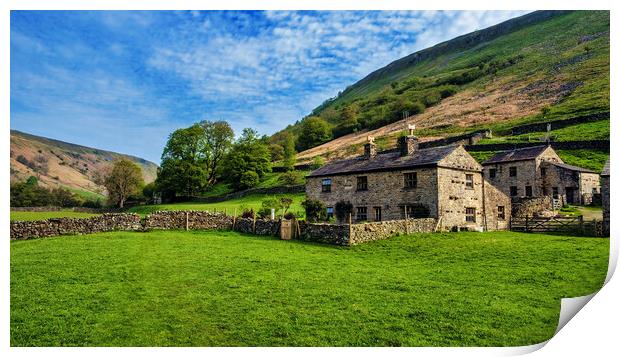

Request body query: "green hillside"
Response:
[272, 10, 609, 155]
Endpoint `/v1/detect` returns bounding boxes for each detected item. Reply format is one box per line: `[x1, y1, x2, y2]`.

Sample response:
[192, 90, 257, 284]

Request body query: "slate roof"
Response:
[483, 145, 549, 164]
[602, 159, 610, 176]
[549, 162, 596, 174]
[307, 145, 459, 178]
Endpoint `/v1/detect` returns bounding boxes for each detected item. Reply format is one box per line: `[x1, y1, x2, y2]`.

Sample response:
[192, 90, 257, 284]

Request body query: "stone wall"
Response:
[601, 174, 610, 236]
[466, 140, 609, 152]
[233, 217, 281, 236]
[144, 211, 233, 230]
[511, 196, 553, 218]
[298, 222, 350, 246]
[349, 218, 436, 245]
[10, 213, 142, 240]
[510, 112, 609, 135]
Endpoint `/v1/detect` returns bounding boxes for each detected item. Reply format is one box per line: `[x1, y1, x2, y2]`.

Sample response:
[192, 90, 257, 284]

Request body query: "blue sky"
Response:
[11, 10, 529, 164]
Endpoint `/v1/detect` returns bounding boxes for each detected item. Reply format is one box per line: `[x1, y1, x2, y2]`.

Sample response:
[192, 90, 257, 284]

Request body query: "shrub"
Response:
[302, 199, 326, 222]
[310, 156, 325, 170]
[239, 171, 260, 189]
[423, 91, 442, 107]
[241, 208, 255, 219]
[278, 171, 302, 186]
[335, 200, 354, 223]
[283, 212, 296, 220]
[280, 197, 293, 213]
[439, 86, 458, 98]
[258, 198, 283, 218]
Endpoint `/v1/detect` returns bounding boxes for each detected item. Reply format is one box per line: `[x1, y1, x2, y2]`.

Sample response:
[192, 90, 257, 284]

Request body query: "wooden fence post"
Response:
[348, 213, 352, 241]
[525, 215, 529, 232]
[233, 208, 237, 230]
[579, 215, 585, 236]
[253, 211, 257, 234]
[185, 211, 189, 231]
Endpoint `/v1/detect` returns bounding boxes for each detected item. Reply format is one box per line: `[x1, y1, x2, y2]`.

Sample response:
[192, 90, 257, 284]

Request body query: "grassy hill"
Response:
[274, 10, 609, 163]
[10, 130, 159, 200]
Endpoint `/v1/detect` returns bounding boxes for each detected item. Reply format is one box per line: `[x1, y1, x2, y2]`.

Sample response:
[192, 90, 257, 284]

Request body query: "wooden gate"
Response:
[280, 220, 293, 240]
[510, 215, 603, 237]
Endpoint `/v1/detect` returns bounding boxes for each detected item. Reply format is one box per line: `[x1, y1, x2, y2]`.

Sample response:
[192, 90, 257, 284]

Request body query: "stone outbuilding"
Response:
[306, 135, 511, 232]
[482, 145, 600, 205]
[601, 160, 610, 236]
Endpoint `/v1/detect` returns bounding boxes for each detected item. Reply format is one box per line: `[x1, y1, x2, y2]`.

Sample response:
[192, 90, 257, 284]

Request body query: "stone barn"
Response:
[482, 145, 600, 205]
[306, 134, 511, 232]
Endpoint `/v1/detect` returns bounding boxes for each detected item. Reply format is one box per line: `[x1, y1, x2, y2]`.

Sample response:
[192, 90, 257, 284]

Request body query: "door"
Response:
[374, 207, 382, 221]
[566, 187, 576, 204]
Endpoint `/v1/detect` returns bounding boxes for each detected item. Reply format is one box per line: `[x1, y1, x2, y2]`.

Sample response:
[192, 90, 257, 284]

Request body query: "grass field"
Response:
[128, 193, 306, 216]
[10, 210, 100, 221]
[10, 230, 608, 346]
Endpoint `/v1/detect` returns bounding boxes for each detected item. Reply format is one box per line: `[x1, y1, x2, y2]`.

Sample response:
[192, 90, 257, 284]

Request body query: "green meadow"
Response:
[11, 230, 608, 346]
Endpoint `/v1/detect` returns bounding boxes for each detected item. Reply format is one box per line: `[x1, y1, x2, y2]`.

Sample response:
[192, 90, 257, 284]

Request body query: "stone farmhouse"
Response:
[306, 133, 511, 232]
[482, 145, 600, 205]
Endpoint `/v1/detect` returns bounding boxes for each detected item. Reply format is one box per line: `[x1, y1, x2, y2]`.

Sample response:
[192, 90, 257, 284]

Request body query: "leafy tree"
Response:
[258, 197, 283, 218]
[239, 171, 260, 189]
[51, 187, 80, 207]
[104, 159, 144, 208]
[223, 128, 272, 190]
[157, 120, 233, 197]
[142, 182, 158, 199]
[296, 116, 332, 151]
[278, 171, 302, 186]
[269, 143, 285, 161]
[302, 199, 326, 222]
[280, 197, 293, 213]
[282, 132, 297, 171]
[335, 200, 354, 223]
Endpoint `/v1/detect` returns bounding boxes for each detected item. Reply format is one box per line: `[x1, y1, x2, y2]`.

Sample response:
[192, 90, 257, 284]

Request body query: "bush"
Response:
[239, 171, 260, 189]
[302, 199, 326, 222]
[439, 86, 458, 98]
[241, 208, 255, 219]
[278, 171, 302, 186]
[335, 200, 354, 223]
[258, 198, 283, 218]
[423, 91, 442, 107]
[310, 156, 325, 170]
[283, 212, 296, 220]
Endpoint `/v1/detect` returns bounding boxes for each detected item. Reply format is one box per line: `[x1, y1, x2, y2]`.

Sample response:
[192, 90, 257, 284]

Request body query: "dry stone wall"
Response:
[11, 210, 439, 245]
[10, 213, 142, 240]
[511, 196, 553, 217]
[349, 218, 436, 245]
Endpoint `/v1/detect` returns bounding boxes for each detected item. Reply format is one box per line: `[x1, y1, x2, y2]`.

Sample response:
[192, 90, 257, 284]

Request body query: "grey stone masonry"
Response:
[307, 144, 510, 231]
[10, 213, 142, 240]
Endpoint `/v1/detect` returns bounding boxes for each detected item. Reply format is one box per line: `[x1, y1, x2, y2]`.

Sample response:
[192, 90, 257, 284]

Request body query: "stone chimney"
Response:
[398, 124, 419, 156]
[363, 136, 377, 160]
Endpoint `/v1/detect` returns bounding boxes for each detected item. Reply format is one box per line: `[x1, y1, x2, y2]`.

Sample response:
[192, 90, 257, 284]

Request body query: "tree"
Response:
[296, 116, 332, 151]
[280, 197, 293, 213]
[157, 120, 233, 197]
[302, 199, 326, 222]
[223, 128, 272, 190]
[104, 159, 144, 208]
[335, 200, 354, 223]
[281, 132, 297, 171]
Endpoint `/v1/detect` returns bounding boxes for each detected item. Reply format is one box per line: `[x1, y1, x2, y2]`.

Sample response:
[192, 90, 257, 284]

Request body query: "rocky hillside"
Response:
[275, 10, 609, 163]
[10, 130, 158, 199]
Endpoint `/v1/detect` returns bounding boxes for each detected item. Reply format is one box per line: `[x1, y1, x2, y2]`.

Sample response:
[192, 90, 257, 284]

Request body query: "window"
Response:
[542, 187, 548, 195]
[404, 172, 417, 189]
[374, 207, 382, 221]
[465, 207, 476, 222]
[326, 207, 334, 219]
[541, 167, 546, 177]
[321, 179, 332, 193]
[356, 207, 368, 221]
[552, 187, 559, 199]
[465, 174, 474, 189]
[497, 206, 505, 220]
[489, 168, 497, 179]
[510, 186, 518, 196]
[525, 186, 533, 197]
[509, 167, 517, 177]
[356, 176, 368, 191]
